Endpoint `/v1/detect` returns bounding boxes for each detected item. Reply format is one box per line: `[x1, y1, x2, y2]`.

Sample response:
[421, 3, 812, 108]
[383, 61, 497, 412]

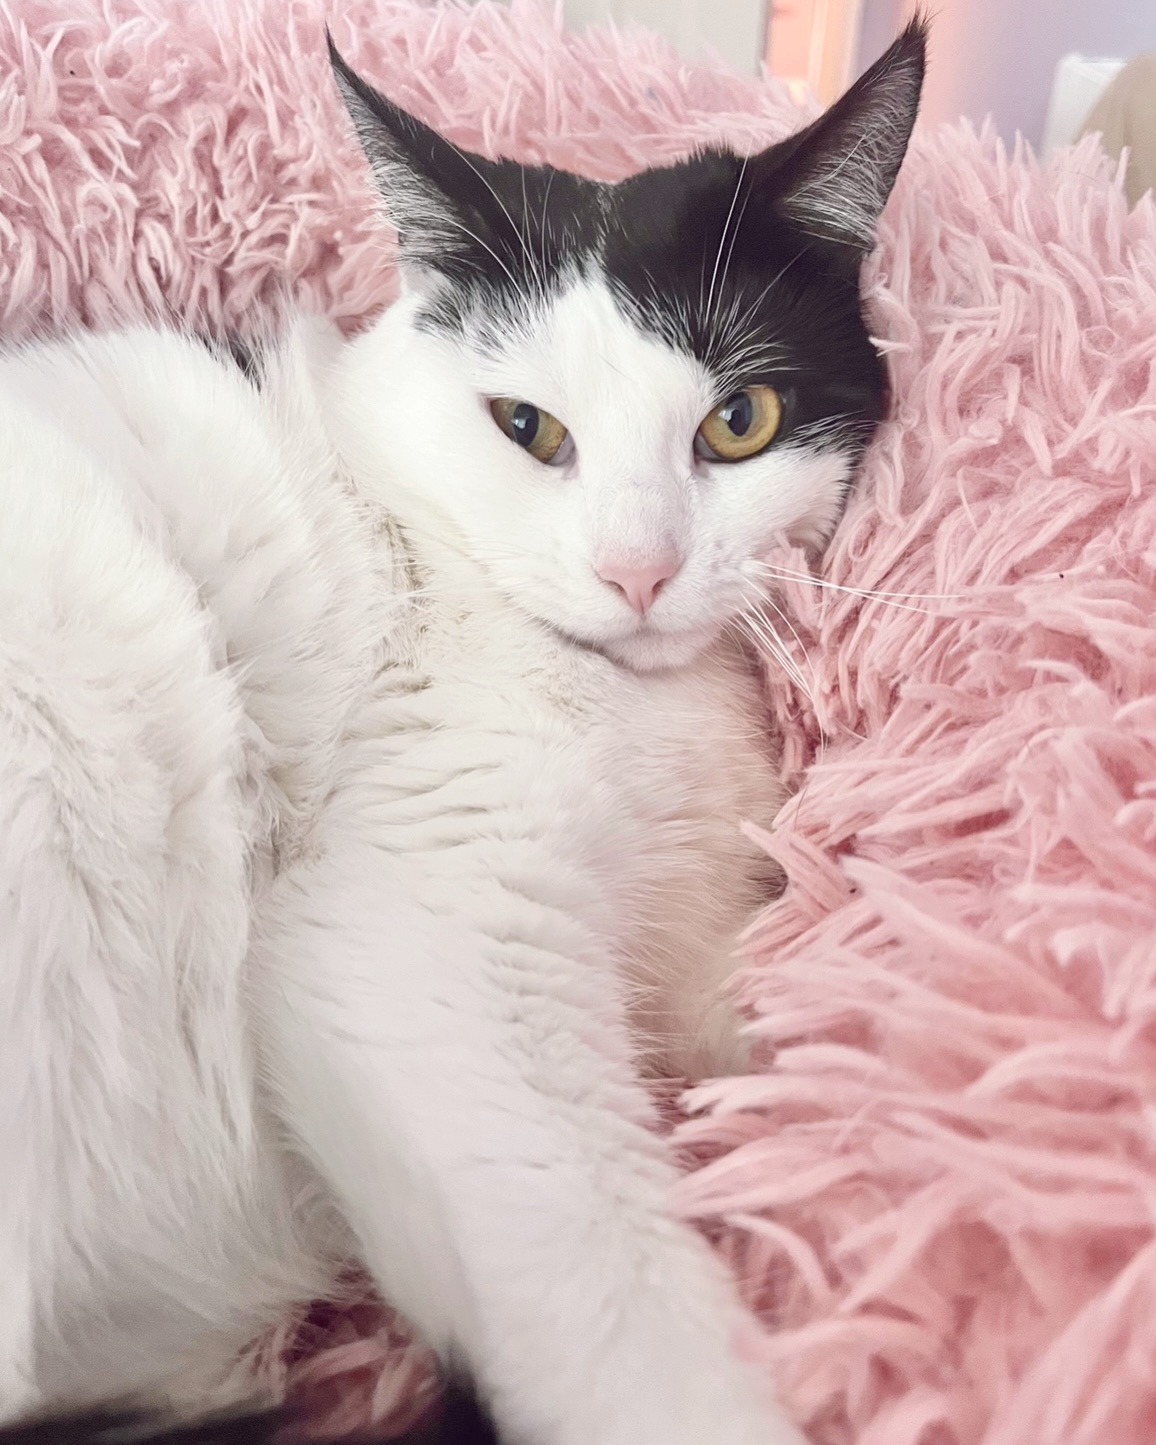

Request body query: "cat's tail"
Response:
[0, 1387, 499, 1445]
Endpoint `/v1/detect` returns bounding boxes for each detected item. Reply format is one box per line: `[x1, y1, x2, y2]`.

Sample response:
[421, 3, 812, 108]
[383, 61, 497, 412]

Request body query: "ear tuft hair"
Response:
[327, 32, 480, 267]
[771, 13, 927, 253]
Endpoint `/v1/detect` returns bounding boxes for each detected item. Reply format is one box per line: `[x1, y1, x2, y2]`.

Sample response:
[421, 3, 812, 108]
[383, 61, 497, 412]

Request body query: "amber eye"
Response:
[490, 398, 571, 465]
[695, 385, 783, 462]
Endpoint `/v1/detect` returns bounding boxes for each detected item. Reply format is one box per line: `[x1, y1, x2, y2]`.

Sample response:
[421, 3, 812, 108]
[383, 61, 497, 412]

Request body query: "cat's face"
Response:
[331, 22, 924, 672]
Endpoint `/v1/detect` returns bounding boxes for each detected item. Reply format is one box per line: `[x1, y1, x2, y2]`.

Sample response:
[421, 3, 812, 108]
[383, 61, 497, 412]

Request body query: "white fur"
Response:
[0, 273, 849, 1445]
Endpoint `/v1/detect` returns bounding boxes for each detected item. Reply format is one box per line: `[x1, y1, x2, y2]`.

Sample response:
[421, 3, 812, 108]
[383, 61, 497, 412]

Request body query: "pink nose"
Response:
[596, 554, 682, 616]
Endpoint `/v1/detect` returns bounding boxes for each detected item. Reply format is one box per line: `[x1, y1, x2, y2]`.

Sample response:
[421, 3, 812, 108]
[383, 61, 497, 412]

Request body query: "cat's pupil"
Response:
[721, 392, 753, 437]
[510, 403, 540, 447]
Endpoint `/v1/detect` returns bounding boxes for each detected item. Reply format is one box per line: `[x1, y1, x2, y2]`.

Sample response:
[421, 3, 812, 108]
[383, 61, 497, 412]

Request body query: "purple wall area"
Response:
[855, 0, 903, 82]
[854, 0, 1156, 149]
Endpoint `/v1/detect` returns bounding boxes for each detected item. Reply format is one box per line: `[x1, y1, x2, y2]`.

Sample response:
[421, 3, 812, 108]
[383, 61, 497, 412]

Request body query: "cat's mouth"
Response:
[603, 624, 720, 672]
[545, 614, 721, 673]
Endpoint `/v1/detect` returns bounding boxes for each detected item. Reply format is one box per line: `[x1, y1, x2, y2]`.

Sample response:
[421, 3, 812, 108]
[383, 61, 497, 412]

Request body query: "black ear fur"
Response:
[760, 13, 927, 255]
[327, 32, 513, 271]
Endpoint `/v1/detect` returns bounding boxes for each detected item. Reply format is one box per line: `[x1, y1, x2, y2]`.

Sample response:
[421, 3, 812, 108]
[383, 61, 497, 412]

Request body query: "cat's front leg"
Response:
[256, 843, 805, 1445]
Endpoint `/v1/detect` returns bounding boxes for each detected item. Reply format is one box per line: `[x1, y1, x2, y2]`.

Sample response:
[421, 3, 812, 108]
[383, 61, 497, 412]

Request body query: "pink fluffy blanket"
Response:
[5, 2, 1156, 1442]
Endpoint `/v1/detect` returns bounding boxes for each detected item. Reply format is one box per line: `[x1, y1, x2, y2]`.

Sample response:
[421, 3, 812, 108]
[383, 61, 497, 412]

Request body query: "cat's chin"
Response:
[596, 623, 720, 673]
[536, 611, 715, 672]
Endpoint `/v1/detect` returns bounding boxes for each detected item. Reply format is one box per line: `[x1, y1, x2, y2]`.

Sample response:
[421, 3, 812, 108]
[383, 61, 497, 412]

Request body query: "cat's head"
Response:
[329, 20, 925, 672]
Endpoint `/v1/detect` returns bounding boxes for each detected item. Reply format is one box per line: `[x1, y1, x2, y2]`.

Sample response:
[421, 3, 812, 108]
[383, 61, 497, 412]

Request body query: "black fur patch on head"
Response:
[600, 148, 889, 456]
[329, 17, 926, 464]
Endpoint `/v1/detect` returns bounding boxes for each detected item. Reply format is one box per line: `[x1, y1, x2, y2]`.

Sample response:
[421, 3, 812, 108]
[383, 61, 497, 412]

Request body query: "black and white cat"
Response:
[0, 18, 924, 1445]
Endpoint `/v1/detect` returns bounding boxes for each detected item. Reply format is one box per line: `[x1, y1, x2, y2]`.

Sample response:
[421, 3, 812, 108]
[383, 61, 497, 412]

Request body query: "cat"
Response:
[0, 15, 925, 1445]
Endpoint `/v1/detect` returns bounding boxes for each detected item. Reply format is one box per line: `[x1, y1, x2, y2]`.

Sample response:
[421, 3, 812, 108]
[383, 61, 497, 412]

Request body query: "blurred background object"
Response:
[1077, 54, 1156, 205]
[765, 0, 864, 103]
[1042, 54, 1127, 156]
[560, 0, 771, 75]
[873, 0, 1154, 156]
[561, 0, 1156, 173]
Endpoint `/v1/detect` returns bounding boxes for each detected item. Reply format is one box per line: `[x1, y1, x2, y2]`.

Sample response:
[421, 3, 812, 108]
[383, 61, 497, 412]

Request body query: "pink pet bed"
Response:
[5, 2, 1156, 1442]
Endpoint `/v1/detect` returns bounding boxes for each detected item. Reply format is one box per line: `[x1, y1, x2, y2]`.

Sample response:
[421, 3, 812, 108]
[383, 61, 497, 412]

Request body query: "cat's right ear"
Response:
[327, 33, 496, 277]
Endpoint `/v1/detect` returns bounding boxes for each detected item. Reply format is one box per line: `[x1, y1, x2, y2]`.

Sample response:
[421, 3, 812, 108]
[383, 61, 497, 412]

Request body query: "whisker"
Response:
[738, 611, 801, 696]
[745, 559, 964, 612]
[738, 581, 831, 762]
[705, 250, 806, 387]
[743, 589, 817, 703]
[739, 593, 811, 699]
[440, 213, 522, 292]
[539, 167, 556, 282]
[518, 165, 538, 288]
[714, 170, 754, 327]
[445, 139, 537, 279]
[705, 146, 751, 330]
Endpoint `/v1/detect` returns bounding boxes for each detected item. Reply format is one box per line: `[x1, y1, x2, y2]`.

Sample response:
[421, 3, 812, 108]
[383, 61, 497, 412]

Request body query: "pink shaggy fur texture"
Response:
[4, 2, 1156, 1441]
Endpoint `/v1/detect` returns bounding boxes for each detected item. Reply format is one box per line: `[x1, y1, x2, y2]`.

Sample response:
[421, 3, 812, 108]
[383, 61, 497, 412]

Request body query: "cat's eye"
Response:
[695, 385, 783, 462]
[490, 398, 571, 465]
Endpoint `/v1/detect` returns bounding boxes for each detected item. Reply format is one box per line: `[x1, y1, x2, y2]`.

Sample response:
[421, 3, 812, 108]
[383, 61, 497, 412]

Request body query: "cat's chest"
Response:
[373, 581, 780, 868]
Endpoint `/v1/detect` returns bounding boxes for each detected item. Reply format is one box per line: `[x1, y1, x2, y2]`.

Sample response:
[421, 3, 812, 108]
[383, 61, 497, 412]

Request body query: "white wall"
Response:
[856, 0, 1156, 149]
[563, 0, 770, 75]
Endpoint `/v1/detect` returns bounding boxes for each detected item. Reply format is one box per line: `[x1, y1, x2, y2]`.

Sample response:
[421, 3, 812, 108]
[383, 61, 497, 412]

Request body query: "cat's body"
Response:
[0, 20, 926, 1445]
[2, 301, 779, 1425]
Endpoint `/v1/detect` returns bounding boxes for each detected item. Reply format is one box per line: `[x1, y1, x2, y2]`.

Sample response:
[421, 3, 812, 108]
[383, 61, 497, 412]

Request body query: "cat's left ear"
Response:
[764, 14, 927, 257]
[327, 32, 504, 278]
